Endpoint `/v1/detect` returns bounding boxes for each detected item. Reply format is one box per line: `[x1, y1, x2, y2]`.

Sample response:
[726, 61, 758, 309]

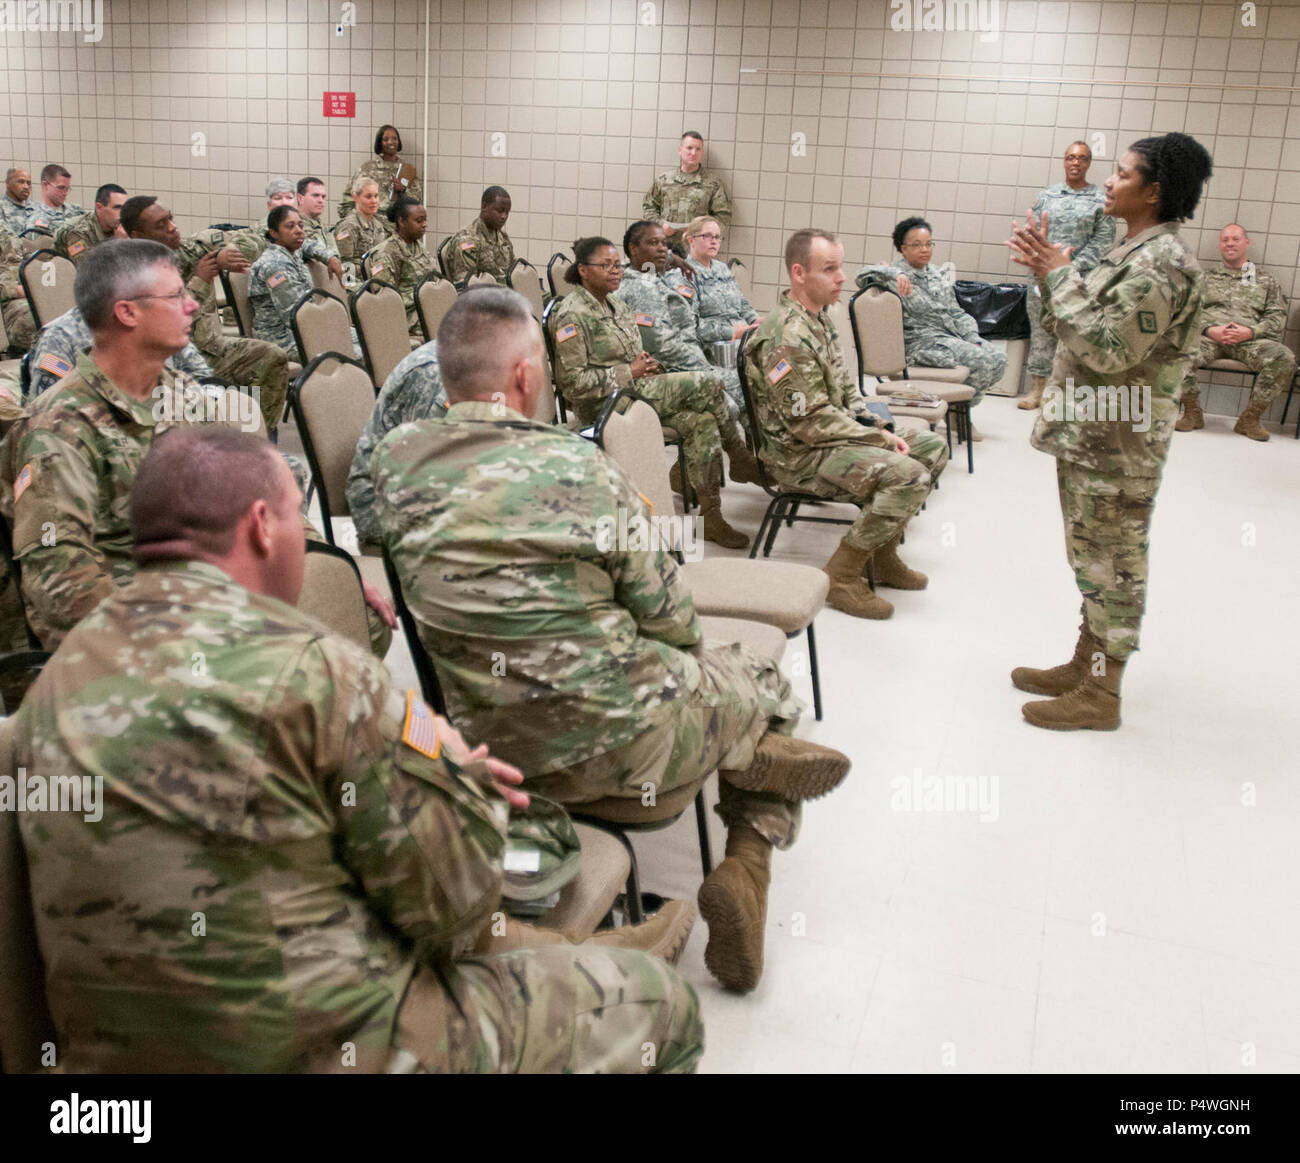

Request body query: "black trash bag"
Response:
[954, 280, 1030, 339]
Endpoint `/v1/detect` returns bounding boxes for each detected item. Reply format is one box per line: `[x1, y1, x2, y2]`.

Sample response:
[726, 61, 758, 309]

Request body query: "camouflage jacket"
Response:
[52, 209, 114, 265]
[443, 217, 515, 286]
[1032, 183, 1116, 273]
[687, 256, 758, 345]
[0, 352, 220, 647]
[369, 235, 437, 321]
[856, 260, 982, 351]
[616, 264, 715, 374]
[1198, 262, 1288, 341]
[549, 286, 643, 408]
[0, 193, 35, 234]
[33, 199, 84, 229]
[178, 226, 332, 281]
[742, 292, 893, 480]
[0, 226, 25, 303]
[248, 244, 314, 354]
[338, 155, 423, 222]
[334, 209, 391, 266]
[372, 401, 704, 775]
[301, 212, 339, 259]
[641, 167, 732, 232]
[1031, 222, 1203, 475]
[26, 307, 211, 401]
[347, 341, 447, 548]
[9, 558, 507, 1073]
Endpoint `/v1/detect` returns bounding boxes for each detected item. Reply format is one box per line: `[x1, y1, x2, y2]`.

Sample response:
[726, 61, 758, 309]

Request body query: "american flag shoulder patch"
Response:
[371, 261, 384, 274]
[460, 239, 476, 250]
[13, 463, 33, 503]
[336, 229, 350, 240]
[635, 312, 653, 326]
[38, 353, 72, 378]
[556, 322, 578, 343]
[267, 271, 288, 288]
[68, 240, 85, 256]
[676, 284, 693, 298]
[402, 689, 442, 761]
[768, 358, 792, 385]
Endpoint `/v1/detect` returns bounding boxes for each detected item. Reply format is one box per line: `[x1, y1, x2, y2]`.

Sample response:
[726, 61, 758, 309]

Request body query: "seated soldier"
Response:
[1176, 223, 1295, 442]
[52, 183, 128, 265]
[296, 175, 338, 258]
[7, 423, 703, 1073]
[370, 197, 437, 336]
[123, 195, 291, 435]
[334, 177, 391, 276]
[35, 163, 85, 230]
[1, 167, 33, 233]
[346, 339, 446, 551]
[444, 186, 516, 286]
[374, 287, 852, 993]
[248, 206, 320, 355]
[744, 229, 949, 621]
[550, 236, 755, 550]
[1, 223, 35, 352]
[685, 215, 761, 345]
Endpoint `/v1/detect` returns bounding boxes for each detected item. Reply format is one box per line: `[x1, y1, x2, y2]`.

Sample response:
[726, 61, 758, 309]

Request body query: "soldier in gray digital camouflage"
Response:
[1019, 141, 1116, 411]
[443, 186, 516, 287]
[33, 163, 84, 230]
[684, 215, 760, 347]
[642, 131, 733, 261]
[248, 206, 327, 355]
[744, 229, 949, 621]
[1009, 133, 1212, 731]
[5, 422, 703, 1073]
[373, 287, 852, 993]
[1174, 223, 1294, 442]
[52, 183, 128, 266]
[0, 167, 34, 234]
[549, 236, 755, 550]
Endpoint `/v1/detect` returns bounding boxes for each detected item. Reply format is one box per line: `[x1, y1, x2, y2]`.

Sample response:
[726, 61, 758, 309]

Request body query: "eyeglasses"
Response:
[901, 241, 934, 250]
[123, 289, 191, 305]
[696, 232, 722, 241]
[580, 261, 621, 272]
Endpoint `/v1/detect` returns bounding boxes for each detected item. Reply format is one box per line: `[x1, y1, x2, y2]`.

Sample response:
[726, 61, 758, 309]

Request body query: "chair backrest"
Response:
[291, 289, 353, 365]
[18, 250, 75, 330]
[546, 252, 571, 299]
[435, 234, 454, 281]
[0, 713, 58, 1074]
[849, 286, 906, 382]
[288, 353, 376, 543]
[415, 274, 457, 343]
[214, 386, 268, 440]
[220, 269, 253, 337]
[728, 258, 750, 299]
[508, 259, 545, 320]
[349, 278, 409, 388]
[596, 395, 676, 521]
[19, 227, 53, 256]
[734, 329, 780, 492]
[298, 541, 371, 650]
[827, 293, 859, 387]
[532, 316, 556, 425]
[465, 272, 497, 289]
[381, 547, 447, 716]
[539, 297, 568, 423]
[306, 257, 347, 299]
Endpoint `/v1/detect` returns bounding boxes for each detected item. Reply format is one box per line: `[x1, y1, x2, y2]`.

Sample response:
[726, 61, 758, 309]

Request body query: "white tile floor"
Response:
[364, 396, 1300, 1074]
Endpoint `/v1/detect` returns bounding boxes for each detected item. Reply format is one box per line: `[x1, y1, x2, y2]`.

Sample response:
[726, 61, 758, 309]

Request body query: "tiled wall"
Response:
[1, 0, 1297, 410]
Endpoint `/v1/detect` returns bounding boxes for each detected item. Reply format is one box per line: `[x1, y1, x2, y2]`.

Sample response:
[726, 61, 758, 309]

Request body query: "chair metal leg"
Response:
[785, 501, 800, 527]
[751, 497, 782, 559]
[693, 790, 713, 878]
[613, 830, 644, 924]
[762, 499, 785, 557]
[806, 622, 823, 721]
[1281, 369, 1296, 426]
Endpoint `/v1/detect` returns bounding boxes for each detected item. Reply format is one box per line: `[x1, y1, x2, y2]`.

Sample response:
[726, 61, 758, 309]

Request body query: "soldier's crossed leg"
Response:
[810, 440, 942, 554]
[208, 337, 290, 434]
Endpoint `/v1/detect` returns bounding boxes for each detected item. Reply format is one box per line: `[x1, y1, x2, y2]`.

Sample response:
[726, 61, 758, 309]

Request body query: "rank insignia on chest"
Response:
[401, 690, 442, 760]
[556, 323, 577, 343]
[635, 312, 653, 326]
[38, 353, 72, 378]
[768, 359, 792, 384]
[1137, 311, 1157, 333]
[68, 241, 85, 256]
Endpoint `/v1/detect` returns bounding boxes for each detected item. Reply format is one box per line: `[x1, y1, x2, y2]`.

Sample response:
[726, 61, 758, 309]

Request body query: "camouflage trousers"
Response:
[779, 429, 948, 554]
[527, 640, 805, 849]
[204, 336, 290, 434]
[2, 297, 34, 353]
[394, 946, 703, 1073]
[1056, 458, 1161, 661]
[908, 335, 1007, 403]
[1180, 337, 1296, 408]
[1026, 283, 1057, 377]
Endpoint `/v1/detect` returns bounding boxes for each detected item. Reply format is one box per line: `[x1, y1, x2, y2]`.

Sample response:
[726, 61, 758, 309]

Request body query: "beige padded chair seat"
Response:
[911, 364, 970, 384]
[541, 823, 631, 940]
[1204, 358, 1252, 373]
[883, 398, 947, 426]
[682, 559, 829, 636]
[699, 615, 787, 664]
[875, 378, 975, 404]
[574, 778, 703, 825]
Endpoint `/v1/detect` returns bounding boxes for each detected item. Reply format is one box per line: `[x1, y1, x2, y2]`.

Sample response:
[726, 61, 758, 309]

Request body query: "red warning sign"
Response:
[323, 92, 356, 118]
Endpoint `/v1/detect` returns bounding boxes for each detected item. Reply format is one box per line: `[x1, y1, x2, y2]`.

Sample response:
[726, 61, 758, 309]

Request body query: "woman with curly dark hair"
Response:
[1007, 132, 1213, 731]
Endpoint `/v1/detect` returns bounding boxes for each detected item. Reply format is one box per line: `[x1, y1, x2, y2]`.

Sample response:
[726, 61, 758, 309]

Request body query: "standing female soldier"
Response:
[1007, 133, 1212, 731]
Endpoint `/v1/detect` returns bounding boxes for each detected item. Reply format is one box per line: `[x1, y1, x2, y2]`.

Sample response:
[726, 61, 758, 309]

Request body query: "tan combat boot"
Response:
[697, 824, 772, 992]
[1021, 652, 1124, 731]
[1176, 387, 1205, 431]
[721, 732, 851, 802]
[723, 428, 763, 485]
[699, 477, 749, 549]
[871, 530, 928, 590]
[1233, 396, 1270, 441]
[1010, 618, 1091, 696]
[475, 899, 697, 965]
[1018, 375, 1046, 410]
[822, 538, 893, 619]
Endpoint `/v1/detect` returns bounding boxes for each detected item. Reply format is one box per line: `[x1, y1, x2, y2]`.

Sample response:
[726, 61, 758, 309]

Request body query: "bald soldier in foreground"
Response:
[374, 287, 852, 992]
[6, 425, 703, 1073]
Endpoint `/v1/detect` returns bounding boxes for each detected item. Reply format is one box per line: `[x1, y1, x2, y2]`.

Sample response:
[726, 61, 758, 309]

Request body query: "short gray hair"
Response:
[437, 286, 537, 402]
[74, 238, 179, 330]
[352, 175, 380, 198]
[265, 177, 294, 199]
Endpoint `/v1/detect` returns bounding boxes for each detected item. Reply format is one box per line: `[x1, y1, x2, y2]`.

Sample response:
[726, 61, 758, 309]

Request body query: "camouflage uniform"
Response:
[177, 227, 264, 275]
[743, 292, 949, 553]
[34, 199, 84, 230]
[1, 225, 35, 351]
[443, 217, 515, 286]
[301, 213, 339, 259]
[687, 255, 759, 345]
[372, 402, 805, 848]
[52, 209, 115, 266]
[248, 243, 315, 355]
[334, 210, 391, 285]
[7, 559, 702, 1073]
[346, 341, 446, 549]
[370, 235, 437, 335]
[1026, 183, 1116, 376]
[642, 167, 732, 257]
[1180, 263, 1295, 409]
[1031, 222, 1203, 660]
[550, 285, 727, 486]
[856, 260, 1007, 402]
[26, 307, 211, 401]
[338, 155, 423, 223]
[0, 192, 34, 234]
